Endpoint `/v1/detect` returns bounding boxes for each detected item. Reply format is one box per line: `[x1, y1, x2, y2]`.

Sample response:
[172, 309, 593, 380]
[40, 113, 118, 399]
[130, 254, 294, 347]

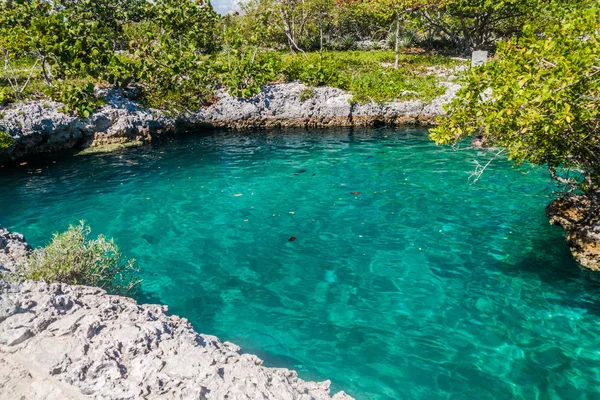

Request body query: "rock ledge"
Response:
[547, 195, 600, 271]
[0, 81, 460, 162]
[0, 228, 352, 400]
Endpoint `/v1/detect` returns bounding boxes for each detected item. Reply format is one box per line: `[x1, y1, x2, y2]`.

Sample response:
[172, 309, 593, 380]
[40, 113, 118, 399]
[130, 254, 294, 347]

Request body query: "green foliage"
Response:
[53, 82, 104, 118]
[283, 54, 349, 88]
[0, 0, 115, 115]
[350, 69, 443, 103]
[20, 222, 140, 295]
[30, 5, 114, 81]
[122, 21, 161, 45]
[0, 87, 14, 105]
[152, 0, 219, 53]
[299, 86, 316, 102]
[338, 34, 356, 51]
[413, 0, 540, 52]
[0, 0, 467, 111]
[105, 55, 139, 89]
[281, 51, 460, 102]
[132, 0, 220, 110]
[431, 1, 600, 191]
[217, 51, 282, 98]
[0, 130, 15, 151]
[58, 0, 153, 49]
[215, 15, 282, 98]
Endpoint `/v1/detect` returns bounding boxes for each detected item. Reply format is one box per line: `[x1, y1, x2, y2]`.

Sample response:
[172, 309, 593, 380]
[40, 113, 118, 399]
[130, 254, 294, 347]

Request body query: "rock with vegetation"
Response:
[17, 222, 140, 295]
[547, 196, 600, 271]
[0, 82, 460, 161]
[0, 226, 352, 399]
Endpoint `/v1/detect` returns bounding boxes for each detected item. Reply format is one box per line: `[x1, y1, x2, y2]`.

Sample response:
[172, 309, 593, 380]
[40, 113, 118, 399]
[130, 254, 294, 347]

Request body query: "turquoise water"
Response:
[1, 128, 600, 399]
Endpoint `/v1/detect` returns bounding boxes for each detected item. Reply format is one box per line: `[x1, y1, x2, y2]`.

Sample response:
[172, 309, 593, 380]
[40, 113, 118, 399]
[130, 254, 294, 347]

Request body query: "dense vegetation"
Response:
[432, 0, 599, 198]
[1, 0, 530, 115]
[15, 222, 140, 295]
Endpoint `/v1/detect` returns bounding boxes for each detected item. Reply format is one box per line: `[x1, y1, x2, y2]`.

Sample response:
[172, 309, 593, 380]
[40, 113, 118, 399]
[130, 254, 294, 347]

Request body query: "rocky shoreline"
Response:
[0, 228, 352, 400]
[0, 81, 460, 162]
[547, 195, 600, 272]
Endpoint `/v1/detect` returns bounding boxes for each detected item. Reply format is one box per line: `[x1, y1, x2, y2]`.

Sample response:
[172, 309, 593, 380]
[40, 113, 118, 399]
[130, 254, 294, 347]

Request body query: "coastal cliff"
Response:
[0, 228, 352, 400]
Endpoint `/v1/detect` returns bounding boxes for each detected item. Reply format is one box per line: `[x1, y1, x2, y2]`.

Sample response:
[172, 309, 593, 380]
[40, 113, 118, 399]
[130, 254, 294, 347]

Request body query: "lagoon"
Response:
[1, 128, 598, 399]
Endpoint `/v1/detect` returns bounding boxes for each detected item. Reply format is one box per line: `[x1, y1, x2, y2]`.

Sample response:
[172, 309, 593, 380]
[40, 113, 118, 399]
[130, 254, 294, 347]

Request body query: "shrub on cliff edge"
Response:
[0, 131, 15, 151]
[20, 222, 140, 295]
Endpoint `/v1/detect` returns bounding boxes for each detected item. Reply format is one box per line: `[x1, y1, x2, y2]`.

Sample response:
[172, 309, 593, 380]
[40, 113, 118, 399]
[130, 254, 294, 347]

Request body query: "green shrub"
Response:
[282, 55, 350, 89]
[299, 86, 316, 102]
[0, 130, 15, 151]
[53, 83, 104, 118]
[20, 222, 140, 295]
[217, 51, 282, 99]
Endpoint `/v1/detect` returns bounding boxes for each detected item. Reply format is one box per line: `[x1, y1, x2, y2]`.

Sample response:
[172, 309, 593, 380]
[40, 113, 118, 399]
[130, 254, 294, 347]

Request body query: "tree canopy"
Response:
[430, 1, 600, 192]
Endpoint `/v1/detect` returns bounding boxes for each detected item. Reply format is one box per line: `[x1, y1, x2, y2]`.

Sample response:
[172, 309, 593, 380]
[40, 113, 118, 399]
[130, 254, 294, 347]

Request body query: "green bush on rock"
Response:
[0, 130, 15, 151]
[19, 222, 140, 295]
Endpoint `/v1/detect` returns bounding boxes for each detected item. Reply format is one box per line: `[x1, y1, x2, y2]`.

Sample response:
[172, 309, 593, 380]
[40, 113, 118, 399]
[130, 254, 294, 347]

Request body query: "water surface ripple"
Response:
[1, 128, 599, 399]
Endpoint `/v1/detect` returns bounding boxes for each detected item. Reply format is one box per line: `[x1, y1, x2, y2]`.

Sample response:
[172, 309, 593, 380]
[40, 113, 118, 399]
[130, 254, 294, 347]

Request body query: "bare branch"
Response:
[469, 149, 505, 184]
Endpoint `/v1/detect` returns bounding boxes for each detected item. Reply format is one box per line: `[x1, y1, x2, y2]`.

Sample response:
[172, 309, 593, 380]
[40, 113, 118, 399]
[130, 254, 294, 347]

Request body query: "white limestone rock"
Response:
[0, 227, 353, 399]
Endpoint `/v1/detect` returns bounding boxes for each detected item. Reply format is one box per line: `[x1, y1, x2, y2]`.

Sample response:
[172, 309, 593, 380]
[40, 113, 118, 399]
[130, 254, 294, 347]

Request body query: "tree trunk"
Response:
[459, 16, 471, 55]
[394, 15, 400, 70]
[319, 11, 323, 51]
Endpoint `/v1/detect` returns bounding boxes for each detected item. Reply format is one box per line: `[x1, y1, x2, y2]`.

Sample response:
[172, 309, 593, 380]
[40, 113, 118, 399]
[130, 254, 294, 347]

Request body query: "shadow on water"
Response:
[498, 225, 600, 316]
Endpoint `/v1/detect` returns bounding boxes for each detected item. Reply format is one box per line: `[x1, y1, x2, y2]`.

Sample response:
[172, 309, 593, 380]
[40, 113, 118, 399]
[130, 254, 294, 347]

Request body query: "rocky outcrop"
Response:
[0, 82, 460, 161]
[0, 229, 352, 400]
[0, 227, 30, 274]
[547, 195, 600, 271]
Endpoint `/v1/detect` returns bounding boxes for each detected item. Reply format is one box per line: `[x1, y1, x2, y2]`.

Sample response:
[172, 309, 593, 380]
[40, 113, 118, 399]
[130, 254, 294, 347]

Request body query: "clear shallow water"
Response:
[1, 128, 600, 399]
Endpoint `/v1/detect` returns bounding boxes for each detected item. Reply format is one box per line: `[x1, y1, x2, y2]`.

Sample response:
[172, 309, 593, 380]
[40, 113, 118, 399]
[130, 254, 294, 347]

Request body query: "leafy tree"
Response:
[336, 0, 418, 68]
[0, 0, 114, 115]
[132, 0, 220, 109]
[57, 0, 153, 50]
[430, 1, 600, 194]
[0, 0, 51, 100]
[218, 13, 282, 98]
[242, 0, 329, 55]
[414, 0, 538, 53]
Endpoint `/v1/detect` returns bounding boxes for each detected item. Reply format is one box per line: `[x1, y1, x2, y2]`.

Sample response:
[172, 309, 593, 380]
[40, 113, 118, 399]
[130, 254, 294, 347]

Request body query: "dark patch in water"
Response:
[142, 234, 158, 244]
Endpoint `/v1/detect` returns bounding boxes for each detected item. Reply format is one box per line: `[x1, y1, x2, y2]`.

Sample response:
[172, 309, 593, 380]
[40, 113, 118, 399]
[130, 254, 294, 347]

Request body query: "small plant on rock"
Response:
[299, 86, 315, 102]
[20, 222, 140, 295]
[0, 130, 15, 152]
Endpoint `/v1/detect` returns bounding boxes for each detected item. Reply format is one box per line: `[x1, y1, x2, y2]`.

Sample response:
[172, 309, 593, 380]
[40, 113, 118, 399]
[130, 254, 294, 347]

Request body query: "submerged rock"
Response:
[0, 82, 460, 162]
[547, 195, 600, 271]
[0, 228, 352, 399]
